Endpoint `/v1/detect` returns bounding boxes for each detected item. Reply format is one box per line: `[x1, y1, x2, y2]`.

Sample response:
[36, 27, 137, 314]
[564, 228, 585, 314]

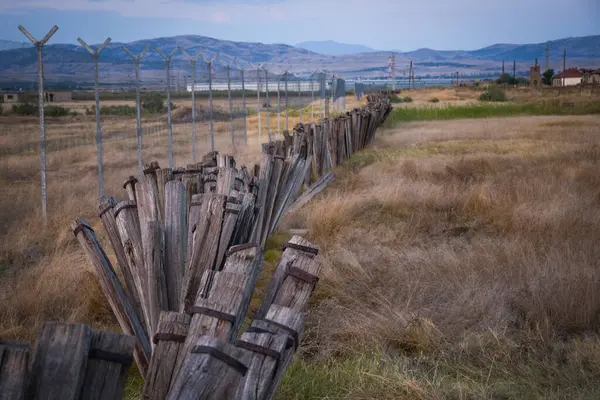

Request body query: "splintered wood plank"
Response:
[287, 172, 335, 214]
[268, 154, 300, 235]
[136, 169, 162, 259]
[260, 156, 284, 247]
[143, 312, 191, 400]
[256, 235, 319, 320]
[167, 336, 251, 400]
[80, 330, 136, 400]
[72, 218, 151, 376]
[164, 180, 187, 312]
[145, 221, 168, 340]
[0, 341, 30, 400]
[98, 197, 144, 328]
[186, 194, 202, 275]
[182, 172, 202, 220]
[216, 167, 236, 197]
[250, 153, 273, 244]
[114, 201, 152, 335]
[181, 194, 226, 313]
[28, 322, 91, 400]
[203, 166, 219, 193]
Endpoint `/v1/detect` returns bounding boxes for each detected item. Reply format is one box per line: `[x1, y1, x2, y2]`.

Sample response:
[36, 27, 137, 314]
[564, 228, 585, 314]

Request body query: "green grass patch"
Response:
[385, 101, 600, 125]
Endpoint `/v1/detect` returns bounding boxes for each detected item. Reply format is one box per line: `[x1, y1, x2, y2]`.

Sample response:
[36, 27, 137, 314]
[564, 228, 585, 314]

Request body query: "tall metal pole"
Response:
[181, 49, 202, 163]
[277, 76, 281, 135]
[256, 66, 261, 138]
[311, 72, 315, 121]
[78, 37, 111, 198]
[123, 44, 149, 179]
[297, 76, 302, 122]
[241, 69, 247, 144]
[18, 25, 58, 222]
[223, 62, 234, 146]
[264, 68, 271, 142]
[202, 53, 218, 152]
[284, 71, 289, 131]
[155, 47, 179, 169]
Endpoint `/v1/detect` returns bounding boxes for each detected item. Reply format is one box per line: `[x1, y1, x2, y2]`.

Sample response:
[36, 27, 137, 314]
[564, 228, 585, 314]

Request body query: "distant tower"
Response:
[513, 60, 516, 79]
[563, 48, 566, 72]
[530, 59, 541, 88]
[545, 42, 550, 71]
[502, 60, 505, 75]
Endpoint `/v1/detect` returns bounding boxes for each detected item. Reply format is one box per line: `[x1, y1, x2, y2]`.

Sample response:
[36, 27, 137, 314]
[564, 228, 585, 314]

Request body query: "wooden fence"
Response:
[0, 94, 392, 399]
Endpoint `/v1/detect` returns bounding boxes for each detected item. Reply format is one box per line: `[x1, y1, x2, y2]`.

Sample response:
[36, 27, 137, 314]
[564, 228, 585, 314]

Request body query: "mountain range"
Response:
[0, 34, 598, 86]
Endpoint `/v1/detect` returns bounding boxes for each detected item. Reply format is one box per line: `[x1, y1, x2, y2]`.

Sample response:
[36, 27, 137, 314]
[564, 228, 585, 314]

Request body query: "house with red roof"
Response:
[552, 68, 583, 87]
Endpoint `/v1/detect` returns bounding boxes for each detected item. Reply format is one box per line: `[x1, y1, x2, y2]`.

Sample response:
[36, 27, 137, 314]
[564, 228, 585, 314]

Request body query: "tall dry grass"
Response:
[279, 115, 600, 398]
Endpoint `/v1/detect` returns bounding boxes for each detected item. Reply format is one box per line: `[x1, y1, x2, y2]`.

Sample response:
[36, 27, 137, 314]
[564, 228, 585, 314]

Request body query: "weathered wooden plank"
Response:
[203, 166, 219, 193]
[136, 168, 162, 258]
[260, 155, 284, 247]
[80, 329, 135, 400]
[156, 167, 174, 224]
[167, 335, 251, 400]
[0, 341, 30, 400]
[286, 171, 335, 214]
[250, 153, 273, 244]
[186, 194, 202, 275]
[164, 180, 187, 312]
[72, 218, 151, 376]
[181, 193, 226, 313]
[145, 221, 168, 340]
[114, 201, 152, 336]
[216, 167, 237, 197]
[214, 197, 242, 271]
[123, 176, 138, 203]
[142, 312, 191, 400]
[231, 192, 256, 246]
[98, 197, 144, 328]
[182, 172, 202, 219]
[28, 322, 91, 400]
[268, 153, 300, 235]
[256, 235, 319, 320]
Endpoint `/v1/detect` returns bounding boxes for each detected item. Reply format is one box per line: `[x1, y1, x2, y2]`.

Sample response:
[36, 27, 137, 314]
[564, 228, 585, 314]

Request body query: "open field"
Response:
[277, 114, 600, 399]
[1, 88, 600, 398]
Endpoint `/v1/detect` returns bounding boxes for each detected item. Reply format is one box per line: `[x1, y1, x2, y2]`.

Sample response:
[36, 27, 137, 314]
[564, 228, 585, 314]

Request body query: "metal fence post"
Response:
[202, 53, 218, 152]
[181, 49, 202, 163]
[277, 75, 281, 135]
[263, 67, 271, 142]
[234, 62, 247, 144]
[123, 44, 150, 179]
[311, 72, 315, 121]
[220, 58, 235, 146]
[78, 36, 111, 198]
[284, 71, 289, 132]
[250, 63, 263, 138]
[18, 24, 58, 222]
[297, 75, 302, 122]
[155, 47, 179, 169]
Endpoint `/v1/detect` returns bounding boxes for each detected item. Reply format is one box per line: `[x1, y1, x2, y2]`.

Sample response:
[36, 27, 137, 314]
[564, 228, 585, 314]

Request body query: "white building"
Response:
[552, 69, 583, 87]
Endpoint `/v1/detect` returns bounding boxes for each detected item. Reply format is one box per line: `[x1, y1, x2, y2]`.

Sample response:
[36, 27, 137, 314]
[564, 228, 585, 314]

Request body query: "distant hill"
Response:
[297, 40, 377, 55]
[0, 34, 598, 85]
[0, 39, 32, 51]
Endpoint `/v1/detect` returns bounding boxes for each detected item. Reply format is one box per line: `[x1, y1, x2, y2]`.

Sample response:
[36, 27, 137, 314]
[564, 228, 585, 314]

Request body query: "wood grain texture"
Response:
[260, 156, 284, 247]
[0, 341, 30, 400]
[164, 180, 187, 312]
[186, 194, 202, 275]
[145, 220, 168, 340]
[156, 168, 174, 224]
[80, 329, 136, 400]
[181, 194, 226, 313]
[28, 322, 91, 400]
[214, 197, 242, 271]
[250, 153, 273, 244]
[123, 176, 138, 203]
[143, 312, 191, 400]
[286, 172, 335, 214]
[73, 218, 151, 375]
[168, 335, 251, 400]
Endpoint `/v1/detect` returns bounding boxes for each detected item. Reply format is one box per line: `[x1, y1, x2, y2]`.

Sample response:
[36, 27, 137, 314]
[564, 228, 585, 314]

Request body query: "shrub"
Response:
[12, 102, 38, 116]
[428, 97, 440, 103]
[45, 105, 70, 117]
[390, 96, 413, 104]
[95, 105, 137, 117]
[479, 85, 506, 102]
[142, 92, 166, 114]
[402, 96, 413, 103]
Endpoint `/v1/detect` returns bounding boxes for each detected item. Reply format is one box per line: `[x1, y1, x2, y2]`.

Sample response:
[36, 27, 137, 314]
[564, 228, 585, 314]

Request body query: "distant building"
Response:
[583, 69, 600, 85]
[45, 91, 72, 103]
[552, 69, 583, 87]
[529, 64, 541, 88]
[2, 92, 21, 103]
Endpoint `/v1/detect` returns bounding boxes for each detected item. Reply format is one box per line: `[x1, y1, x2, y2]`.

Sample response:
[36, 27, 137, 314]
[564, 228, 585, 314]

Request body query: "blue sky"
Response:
[0, 0, 598, 50]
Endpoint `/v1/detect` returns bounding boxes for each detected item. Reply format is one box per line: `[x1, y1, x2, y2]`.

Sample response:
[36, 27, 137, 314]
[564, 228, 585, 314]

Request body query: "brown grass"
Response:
[278, 114, 600, 398]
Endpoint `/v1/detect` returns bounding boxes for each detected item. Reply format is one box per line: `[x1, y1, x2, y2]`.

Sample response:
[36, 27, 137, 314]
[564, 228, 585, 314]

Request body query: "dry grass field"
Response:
[277, 114, 600, 399]
[1, 88, 600, 398]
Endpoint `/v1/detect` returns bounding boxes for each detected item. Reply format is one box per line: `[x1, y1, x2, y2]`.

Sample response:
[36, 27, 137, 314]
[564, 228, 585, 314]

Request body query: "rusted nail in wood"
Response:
[190, 345, 248, 375]
[189, 306, 236, 323]
[235, 339, 282, 360]
[285, 266, 320, 285]
[113, 201, 137, 218]
[282, 242, 319, 256]
[88, 348, 133, 366]
[72, 220, 94, 236]
[123, 175, 138, 189]
[226, 243, 260, 257]
[152, 332, 187, 344]
[263, 319, 300, 350]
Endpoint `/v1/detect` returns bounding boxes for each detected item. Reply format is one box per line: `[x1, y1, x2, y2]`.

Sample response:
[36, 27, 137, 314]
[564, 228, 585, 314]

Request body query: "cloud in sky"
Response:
[0, 0, 598, 50]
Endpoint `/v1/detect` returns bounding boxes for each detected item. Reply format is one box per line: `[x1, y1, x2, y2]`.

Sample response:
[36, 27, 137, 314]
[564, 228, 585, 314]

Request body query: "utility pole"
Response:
[513, 60, 516, 82]
[408, 59, 413, 89]
[563, 48, 566, 72]
[502, 60, 505, 76]
[545, 42, 550, 71]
